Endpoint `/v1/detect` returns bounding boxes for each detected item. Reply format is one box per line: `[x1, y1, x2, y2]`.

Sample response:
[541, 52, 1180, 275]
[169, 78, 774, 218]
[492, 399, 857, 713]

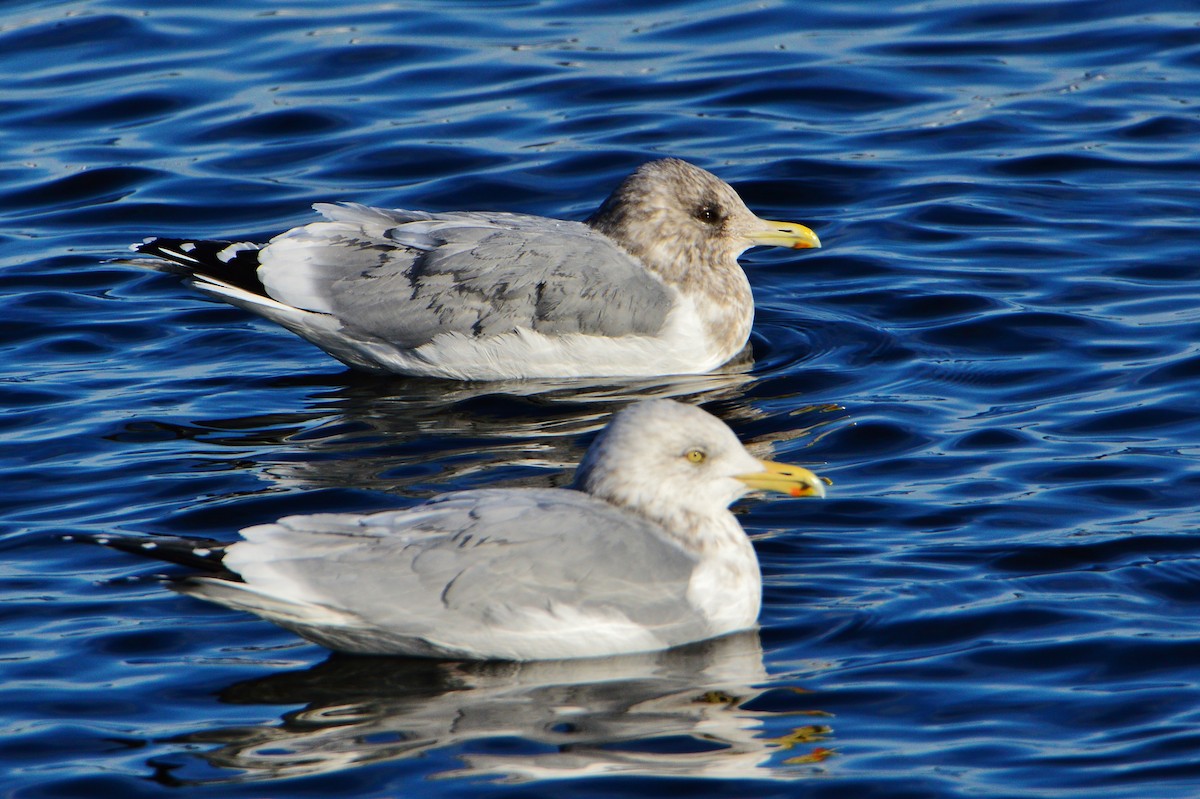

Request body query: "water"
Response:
[3, 0, 1200, 796]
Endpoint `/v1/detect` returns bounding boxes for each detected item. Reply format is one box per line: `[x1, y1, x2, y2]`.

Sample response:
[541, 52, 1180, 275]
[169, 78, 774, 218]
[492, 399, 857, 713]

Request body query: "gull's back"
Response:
[181, 487, 710, 660]
[259, 204, 676, 347]
[138, 204, 689, 378]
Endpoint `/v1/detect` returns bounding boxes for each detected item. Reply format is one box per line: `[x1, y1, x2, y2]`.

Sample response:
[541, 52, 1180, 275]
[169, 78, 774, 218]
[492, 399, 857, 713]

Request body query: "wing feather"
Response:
[198, 488, 707, 656]
[256, 206, 674, 349]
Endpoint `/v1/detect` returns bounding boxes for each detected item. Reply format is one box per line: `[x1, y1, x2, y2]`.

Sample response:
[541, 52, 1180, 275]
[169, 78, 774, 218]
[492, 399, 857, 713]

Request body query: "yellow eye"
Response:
[685, 449, 706, 464]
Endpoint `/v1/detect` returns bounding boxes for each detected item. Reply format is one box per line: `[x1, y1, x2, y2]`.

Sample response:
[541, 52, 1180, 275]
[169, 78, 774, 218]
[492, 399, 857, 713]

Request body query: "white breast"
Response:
[685, 517, 762, 637]
[355, 292, 735, 380]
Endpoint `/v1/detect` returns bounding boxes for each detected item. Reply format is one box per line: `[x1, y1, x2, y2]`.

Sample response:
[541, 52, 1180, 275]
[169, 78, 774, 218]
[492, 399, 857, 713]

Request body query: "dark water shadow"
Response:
[118, 351, 844, 500]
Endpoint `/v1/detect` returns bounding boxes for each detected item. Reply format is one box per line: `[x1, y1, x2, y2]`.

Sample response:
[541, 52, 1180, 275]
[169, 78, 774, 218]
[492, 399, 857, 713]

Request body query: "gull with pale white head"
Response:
[129, 159, 820, 379]
[74, 400, 826, 661]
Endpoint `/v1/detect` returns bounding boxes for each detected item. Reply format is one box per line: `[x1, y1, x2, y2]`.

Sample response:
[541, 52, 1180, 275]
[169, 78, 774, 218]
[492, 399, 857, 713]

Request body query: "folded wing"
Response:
[183, 488, 708, 659]
[257, 204, 675, 349]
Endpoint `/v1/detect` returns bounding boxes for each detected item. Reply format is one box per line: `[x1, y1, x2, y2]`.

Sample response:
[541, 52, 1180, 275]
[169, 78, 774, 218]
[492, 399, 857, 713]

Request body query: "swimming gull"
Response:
[129, 159, 820, 379]
[73, 399, 826, 661]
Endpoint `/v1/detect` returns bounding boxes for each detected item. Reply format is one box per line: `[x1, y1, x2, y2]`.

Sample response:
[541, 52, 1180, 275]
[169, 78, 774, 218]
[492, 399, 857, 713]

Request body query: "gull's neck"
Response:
[588, 211, 754, 364]
[575, 470, 748, 557]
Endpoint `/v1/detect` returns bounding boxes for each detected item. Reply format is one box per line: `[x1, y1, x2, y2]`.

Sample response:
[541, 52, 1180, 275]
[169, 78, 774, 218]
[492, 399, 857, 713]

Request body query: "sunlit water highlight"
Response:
[3, 2, 1200, 797]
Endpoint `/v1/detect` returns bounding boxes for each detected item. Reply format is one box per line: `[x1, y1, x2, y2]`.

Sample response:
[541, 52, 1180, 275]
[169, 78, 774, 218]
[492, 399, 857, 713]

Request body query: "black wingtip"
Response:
[132, 237, 268, 295]
[64, 532, 233, 575]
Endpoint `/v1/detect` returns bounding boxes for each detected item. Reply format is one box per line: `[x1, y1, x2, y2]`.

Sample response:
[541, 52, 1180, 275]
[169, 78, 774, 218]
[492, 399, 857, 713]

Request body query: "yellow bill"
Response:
[746, 219, 821, 250]
[737, 459, 827, 498]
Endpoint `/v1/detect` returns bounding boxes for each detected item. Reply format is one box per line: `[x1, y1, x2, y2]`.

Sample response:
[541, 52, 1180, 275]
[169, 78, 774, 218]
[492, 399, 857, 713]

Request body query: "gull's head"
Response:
[573, 399, 825, 535]
[586, 158, 820, 283]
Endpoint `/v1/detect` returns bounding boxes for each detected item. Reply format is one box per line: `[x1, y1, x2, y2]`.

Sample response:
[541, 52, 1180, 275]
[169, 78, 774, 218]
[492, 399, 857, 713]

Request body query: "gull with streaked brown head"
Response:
[128, 159, 820, 379]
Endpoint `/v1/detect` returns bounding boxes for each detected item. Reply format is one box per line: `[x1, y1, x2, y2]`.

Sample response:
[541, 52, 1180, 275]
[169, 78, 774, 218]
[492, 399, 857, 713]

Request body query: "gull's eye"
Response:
[693, 205, 721, 225]
[685, 449, 707, 464]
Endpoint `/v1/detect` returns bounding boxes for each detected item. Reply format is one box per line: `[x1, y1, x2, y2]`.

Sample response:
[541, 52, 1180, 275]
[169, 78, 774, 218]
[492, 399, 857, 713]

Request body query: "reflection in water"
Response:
[159, 632, 834, 785]
[261, 368, 758, 495]
[120, 357, 846, 497]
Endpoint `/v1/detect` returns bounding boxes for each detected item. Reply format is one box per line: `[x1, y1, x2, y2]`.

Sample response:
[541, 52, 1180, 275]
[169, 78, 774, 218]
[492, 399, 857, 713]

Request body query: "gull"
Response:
[74, 399, 826, 661]
[130, 159, 820, 379]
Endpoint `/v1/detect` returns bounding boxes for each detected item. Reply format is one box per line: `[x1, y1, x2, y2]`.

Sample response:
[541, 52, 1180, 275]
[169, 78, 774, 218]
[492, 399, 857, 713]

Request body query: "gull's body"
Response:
[130, 159, 819, 379]
[76, 400, 825, 661]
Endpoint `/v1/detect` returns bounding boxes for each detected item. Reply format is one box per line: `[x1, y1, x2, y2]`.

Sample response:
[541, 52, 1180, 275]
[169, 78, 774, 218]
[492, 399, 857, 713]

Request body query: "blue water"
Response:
[4, 0, 1200, 796]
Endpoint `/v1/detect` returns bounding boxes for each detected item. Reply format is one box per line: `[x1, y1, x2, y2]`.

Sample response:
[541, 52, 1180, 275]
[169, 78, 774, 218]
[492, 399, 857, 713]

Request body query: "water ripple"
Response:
[3, 1, 1200, 797]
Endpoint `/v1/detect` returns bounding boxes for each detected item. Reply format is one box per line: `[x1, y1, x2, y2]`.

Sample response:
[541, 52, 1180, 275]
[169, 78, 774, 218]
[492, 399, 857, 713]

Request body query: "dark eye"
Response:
[694, 205, 721, 225]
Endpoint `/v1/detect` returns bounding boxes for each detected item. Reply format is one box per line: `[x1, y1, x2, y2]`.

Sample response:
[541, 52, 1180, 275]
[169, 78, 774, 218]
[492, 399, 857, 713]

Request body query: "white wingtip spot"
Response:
[216, 242, 255, 263]
[180, 242, 196, 253]
[141, 542, 158, 550]
[193, 547, 212, 557]
[162, 248, 201, 264]
[95, 537, 110, 545]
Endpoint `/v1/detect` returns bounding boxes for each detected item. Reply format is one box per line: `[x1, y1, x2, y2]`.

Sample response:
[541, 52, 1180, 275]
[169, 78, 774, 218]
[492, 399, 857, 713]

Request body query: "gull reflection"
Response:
[117, 358, 844, 497]
[270, 364, 764, 491]
[162, 631, 834, 784]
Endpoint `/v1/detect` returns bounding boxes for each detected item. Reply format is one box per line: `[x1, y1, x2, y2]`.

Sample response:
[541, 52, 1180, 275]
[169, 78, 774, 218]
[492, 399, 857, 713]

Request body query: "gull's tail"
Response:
[63, 532, 233, 575]
[132, 237, 268, 296]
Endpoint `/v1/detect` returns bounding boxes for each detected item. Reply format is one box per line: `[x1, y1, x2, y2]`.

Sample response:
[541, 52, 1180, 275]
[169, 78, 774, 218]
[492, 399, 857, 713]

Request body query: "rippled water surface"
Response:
[4, 1, 1200, 797]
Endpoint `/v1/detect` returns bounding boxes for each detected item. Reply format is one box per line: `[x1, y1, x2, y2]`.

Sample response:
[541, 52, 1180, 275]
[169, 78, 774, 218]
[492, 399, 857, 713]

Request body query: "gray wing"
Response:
[256, 204, 674, 348]
[208, 488, 704, 644]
